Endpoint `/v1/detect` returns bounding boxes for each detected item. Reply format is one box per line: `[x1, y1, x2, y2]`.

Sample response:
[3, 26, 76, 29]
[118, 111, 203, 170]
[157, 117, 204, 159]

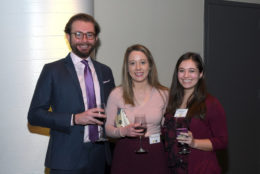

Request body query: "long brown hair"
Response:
[166, 52, 207, 119]
[122, 44, 168, 105]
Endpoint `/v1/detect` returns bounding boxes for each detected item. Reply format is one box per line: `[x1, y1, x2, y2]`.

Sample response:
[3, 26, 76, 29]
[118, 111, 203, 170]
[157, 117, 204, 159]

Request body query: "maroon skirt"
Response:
[111, 137, 170, 174]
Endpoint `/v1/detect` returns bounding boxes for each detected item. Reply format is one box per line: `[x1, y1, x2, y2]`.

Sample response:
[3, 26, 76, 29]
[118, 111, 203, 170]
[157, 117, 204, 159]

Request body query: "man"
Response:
[28, 13, 115, 174]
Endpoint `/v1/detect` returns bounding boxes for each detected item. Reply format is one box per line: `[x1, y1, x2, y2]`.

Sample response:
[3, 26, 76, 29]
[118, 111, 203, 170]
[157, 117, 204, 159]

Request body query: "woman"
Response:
[163, 52, 228, 174]
[105, 44, 170, 174]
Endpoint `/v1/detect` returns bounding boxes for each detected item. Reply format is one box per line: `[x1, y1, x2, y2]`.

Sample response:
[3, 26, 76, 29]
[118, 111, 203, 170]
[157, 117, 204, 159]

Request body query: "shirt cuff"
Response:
[71, 114, 74, 126]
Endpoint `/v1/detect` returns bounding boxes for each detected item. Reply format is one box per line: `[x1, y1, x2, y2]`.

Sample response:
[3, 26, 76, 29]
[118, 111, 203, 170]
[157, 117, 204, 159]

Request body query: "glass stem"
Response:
[139, 136, 142, 149]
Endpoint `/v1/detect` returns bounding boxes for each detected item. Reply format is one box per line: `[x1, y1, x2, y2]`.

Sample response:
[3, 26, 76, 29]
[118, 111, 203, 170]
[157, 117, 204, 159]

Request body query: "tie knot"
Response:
[81, 60, 89, 66]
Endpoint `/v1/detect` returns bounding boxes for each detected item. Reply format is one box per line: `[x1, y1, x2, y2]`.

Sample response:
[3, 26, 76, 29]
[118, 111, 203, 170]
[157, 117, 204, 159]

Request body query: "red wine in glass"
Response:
[96, 103, 107, 141]
[135, 126, 147, 133]
[96, 103, 106, 122]
[134, 115, 148, 153]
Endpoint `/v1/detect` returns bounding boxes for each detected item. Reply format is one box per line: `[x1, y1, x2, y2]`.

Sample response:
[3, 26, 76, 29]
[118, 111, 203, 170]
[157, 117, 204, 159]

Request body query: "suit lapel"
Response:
[64, 54, 84, 101]
[92, 60, 105, 104]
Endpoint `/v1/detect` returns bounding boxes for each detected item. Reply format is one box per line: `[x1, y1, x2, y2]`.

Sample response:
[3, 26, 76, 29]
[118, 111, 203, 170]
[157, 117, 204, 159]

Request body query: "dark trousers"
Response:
[50, 142, 106, 174]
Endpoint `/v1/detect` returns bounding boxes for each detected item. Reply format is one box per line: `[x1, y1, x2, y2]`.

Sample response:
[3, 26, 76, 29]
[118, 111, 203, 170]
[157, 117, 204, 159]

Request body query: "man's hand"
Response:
[74, 108, 106, 125]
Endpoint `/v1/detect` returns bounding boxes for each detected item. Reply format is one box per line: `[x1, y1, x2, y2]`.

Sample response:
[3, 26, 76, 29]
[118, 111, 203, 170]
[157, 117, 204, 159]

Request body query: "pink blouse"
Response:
[105, 87, 168, 138]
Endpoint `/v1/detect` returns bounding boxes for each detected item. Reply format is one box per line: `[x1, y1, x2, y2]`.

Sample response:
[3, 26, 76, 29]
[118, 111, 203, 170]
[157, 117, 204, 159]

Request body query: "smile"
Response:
[135, 72, 144, 77]
[78, 44, 89, 50]
[183, 79, 192, 82]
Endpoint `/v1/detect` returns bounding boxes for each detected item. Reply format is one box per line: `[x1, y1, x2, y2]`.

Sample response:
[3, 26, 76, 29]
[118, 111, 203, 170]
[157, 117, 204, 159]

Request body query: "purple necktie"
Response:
[81, 60, 98, 142]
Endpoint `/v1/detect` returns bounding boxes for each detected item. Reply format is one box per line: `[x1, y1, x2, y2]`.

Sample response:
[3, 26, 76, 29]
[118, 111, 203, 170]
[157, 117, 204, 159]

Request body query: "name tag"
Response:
[149, 133, 161, 144]
[174, 109, 188, 118]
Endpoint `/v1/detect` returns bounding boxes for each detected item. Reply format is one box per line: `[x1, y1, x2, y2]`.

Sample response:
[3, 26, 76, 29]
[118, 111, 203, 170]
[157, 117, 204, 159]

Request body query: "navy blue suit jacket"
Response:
[28, 54, 115, 170]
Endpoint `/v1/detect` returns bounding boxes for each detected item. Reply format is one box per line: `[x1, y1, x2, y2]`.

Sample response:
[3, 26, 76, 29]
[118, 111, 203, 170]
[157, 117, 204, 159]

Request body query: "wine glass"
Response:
[175, 117, 190, 155]
[134, 115, 148, 153]
[96, 103, 107, 141]
[96, 103, 106, 122]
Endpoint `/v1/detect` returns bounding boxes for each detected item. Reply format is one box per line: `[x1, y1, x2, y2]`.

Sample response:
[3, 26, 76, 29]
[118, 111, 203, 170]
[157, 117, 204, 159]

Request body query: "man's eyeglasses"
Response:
[71, 31, 96, 40]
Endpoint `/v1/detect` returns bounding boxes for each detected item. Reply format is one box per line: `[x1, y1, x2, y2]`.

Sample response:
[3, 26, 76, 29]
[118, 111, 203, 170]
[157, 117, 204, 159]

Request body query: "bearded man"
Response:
[28, 13, 115, 174]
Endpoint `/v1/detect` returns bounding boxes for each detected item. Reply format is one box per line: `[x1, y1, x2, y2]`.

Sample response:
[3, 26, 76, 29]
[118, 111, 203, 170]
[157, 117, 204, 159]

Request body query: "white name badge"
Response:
[149, 133, 161, 144]
[174, 109, 188, 118]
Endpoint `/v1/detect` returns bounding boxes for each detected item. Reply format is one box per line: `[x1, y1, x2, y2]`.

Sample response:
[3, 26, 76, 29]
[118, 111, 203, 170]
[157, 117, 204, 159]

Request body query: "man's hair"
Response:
[64, 13, 100, 35]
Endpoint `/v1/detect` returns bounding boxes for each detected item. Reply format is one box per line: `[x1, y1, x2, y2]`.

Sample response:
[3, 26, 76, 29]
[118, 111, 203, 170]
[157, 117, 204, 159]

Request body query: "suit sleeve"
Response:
[28, 64, 71, 133]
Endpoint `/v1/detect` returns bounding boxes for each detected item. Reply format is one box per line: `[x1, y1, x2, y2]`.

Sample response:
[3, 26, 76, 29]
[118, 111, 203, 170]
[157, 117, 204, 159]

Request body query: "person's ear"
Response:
[95, 36, 99, 42]
[199, 72, 203, 78]
[66, 33, 70, 41]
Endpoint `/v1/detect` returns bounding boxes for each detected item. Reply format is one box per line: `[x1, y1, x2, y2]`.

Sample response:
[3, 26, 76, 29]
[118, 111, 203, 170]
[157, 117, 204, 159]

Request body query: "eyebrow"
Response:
[178, 67, 197, 70]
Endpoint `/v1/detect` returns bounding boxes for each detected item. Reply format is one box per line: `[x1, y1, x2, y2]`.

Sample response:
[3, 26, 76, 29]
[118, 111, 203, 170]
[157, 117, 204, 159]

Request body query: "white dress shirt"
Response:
[70, 52, 103, 142]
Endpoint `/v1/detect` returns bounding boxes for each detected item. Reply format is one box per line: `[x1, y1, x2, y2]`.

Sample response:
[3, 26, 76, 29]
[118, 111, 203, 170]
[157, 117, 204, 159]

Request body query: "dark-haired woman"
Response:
[163, 52, 228, 174]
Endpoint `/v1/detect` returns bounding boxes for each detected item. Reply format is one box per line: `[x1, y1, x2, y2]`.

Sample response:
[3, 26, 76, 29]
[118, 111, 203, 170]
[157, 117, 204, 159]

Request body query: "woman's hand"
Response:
[177, 131, 195, 148]
[177, 131, 213, 151]
[125, 123, 145, 137]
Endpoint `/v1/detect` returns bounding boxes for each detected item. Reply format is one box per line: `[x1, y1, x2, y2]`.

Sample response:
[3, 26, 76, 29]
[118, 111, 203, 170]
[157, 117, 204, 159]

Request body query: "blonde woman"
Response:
[105, 44, 170, 174]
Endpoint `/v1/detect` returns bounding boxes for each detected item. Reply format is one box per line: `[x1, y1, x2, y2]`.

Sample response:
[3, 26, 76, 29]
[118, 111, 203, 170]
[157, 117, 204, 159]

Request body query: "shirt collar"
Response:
[70, 52, 93, 66]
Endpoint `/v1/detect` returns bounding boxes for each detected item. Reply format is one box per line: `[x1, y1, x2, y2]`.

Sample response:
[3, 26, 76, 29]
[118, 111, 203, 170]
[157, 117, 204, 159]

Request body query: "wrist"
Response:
[190, 139, 196, 148]
[119, 126, 127, 137]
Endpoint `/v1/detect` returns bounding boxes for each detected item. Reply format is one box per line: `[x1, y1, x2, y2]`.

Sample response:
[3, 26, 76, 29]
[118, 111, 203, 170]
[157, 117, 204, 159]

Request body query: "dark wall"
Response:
[204, 0, 260, 173]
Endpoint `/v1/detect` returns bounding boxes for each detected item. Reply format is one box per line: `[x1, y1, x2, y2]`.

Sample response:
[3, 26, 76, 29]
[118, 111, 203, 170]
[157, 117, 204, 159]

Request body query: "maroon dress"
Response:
[163, 94, 228, 174]
[111, 137, 170, 174]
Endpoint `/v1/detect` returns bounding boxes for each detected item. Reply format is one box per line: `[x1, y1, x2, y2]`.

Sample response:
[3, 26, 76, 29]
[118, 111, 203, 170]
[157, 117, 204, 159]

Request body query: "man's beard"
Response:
[70, 39, 96, 58]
